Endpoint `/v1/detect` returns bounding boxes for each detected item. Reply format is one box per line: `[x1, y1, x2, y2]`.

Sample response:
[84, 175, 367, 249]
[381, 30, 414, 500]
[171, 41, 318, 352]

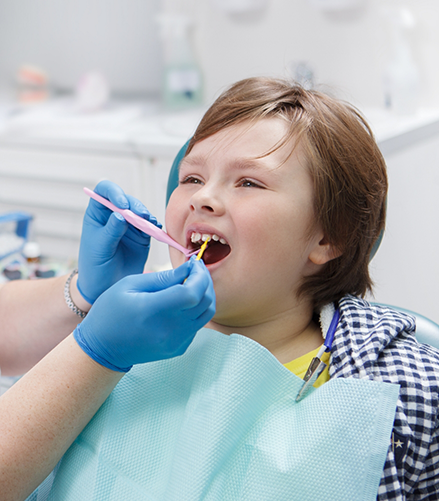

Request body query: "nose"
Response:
[190, 184, 225, 215]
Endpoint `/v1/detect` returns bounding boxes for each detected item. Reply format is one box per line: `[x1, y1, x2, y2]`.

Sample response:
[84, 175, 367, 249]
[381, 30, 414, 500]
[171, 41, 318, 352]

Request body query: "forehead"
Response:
[182, 118, 303, 171]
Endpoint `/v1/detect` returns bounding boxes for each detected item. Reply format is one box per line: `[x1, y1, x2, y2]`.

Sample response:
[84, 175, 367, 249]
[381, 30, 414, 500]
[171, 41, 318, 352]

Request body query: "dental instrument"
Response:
[183, 238, 210, 284]
[84, 187, 198, 257]
[295, 307, 340, 402]
[195, 237, 210, 261]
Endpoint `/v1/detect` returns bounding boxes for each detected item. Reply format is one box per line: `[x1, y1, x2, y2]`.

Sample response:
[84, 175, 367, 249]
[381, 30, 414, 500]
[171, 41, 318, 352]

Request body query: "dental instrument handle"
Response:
[316, 345, 326, 360]
[84, 187, 196, 257]
[295, 358, 328, 402]
[296, 307, 340, 403]
[195, 238, 210, 261]
[315, 308, 340, 359]
[323, 308, 340, 352]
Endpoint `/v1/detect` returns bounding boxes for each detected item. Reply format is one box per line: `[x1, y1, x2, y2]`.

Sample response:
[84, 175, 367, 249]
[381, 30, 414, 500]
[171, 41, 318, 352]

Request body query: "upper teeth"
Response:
[191, 232, 227, 245]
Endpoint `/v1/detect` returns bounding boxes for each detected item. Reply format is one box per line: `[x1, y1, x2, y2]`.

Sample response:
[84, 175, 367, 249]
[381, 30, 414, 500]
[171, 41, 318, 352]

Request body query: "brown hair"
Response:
[187, 77, 387, 309]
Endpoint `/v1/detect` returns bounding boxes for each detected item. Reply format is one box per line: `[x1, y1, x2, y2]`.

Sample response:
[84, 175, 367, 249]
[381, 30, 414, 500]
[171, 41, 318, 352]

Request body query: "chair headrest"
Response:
[166, 140, 190, 207]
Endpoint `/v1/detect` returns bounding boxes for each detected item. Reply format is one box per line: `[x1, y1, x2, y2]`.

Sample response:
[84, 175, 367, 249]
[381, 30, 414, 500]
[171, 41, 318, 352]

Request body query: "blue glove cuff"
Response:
[76, 277, 97, 306]
[73, 324, 132, 373]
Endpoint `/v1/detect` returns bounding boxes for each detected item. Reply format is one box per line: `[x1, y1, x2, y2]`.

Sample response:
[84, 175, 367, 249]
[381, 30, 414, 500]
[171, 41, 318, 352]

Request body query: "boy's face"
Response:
[166, 118, 329, 329]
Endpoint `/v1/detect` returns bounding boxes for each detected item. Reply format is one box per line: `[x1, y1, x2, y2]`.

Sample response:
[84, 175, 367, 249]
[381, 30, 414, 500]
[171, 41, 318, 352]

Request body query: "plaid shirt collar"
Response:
[328, 295, 416, 380]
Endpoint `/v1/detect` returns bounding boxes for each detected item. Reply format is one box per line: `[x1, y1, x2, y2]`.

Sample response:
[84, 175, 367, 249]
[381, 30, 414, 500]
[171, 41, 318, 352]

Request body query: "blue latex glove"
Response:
[77, 180, 161, 304]
[74, 257, 216, 372]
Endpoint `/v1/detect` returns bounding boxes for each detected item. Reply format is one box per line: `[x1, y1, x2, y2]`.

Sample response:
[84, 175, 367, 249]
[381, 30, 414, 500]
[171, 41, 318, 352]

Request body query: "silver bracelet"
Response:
[64, 269, 87, 319]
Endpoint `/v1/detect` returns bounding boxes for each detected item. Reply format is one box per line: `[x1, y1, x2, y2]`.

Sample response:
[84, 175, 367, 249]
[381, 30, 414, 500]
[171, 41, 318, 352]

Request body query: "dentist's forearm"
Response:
[0, 273, 91, 375]
[0, 334, 123, 501]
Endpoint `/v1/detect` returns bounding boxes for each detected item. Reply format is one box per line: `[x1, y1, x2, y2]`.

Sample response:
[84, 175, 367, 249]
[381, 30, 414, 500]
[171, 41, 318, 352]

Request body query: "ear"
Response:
[309, 236, 342, 266]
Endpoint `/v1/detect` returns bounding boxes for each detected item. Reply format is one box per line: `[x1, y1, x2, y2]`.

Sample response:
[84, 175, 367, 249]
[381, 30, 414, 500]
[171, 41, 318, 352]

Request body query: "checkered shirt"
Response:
[331, 296, 439, 500]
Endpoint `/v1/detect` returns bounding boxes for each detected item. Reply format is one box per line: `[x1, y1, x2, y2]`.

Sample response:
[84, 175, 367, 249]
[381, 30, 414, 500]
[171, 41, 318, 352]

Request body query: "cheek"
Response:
[239, 203, 312, 263]
[232, 215, 276, 270]
[165, 193, 183, 236]
[237, 200, 286, 242]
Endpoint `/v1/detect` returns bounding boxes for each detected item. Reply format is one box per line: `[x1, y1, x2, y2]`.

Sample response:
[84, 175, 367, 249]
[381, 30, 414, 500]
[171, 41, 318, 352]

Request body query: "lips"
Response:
[187, 230, 231, 265]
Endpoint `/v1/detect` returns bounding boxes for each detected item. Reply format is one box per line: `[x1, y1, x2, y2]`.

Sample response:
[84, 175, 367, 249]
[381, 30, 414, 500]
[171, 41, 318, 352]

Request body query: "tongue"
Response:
[202, 242, 231, 265]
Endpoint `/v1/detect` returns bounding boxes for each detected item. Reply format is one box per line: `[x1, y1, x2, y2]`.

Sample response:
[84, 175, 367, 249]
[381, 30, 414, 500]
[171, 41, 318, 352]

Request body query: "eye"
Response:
[238, 178, 263, 189]
[180, 175, 204, 185]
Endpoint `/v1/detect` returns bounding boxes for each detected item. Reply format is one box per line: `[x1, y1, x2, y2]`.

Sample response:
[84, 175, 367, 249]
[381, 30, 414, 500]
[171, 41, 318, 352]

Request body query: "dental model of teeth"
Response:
[190, 232, 228, 245]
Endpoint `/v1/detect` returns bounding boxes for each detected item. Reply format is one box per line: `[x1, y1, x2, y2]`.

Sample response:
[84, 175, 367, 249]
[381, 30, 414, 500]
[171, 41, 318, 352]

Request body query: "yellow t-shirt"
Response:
[283, 346, 330, 388]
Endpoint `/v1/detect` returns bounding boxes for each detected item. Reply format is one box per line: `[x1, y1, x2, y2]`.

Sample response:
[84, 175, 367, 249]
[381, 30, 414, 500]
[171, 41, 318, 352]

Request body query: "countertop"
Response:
[1, 97, 439, 158]
[0, 98, 206, 158]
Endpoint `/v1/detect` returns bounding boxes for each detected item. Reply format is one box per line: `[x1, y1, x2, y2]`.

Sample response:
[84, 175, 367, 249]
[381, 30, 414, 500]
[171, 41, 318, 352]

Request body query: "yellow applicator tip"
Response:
[196, 238, 210, 261]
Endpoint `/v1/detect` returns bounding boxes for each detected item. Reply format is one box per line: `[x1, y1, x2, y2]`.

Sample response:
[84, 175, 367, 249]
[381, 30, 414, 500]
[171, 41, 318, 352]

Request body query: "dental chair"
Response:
[166, 141, 439, 350]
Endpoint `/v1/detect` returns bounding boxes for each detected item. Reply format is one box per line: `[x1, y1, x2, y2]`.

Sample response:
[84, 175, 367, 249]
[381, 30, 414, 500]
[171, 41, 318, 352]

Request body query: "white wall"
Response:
[191, 0, 439, 110]
[370, 130, 439, 323]
[1, 0, 438, 110]
[0, 0, 162, 96]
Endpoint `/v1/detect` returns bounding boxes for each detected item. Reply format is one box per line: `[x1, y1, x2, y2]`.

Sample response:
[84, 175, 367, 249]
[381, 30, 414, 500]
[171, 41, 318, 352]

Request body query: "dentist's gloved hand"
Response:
[73, 257, 216, 372]
[77, 180, 161, 304]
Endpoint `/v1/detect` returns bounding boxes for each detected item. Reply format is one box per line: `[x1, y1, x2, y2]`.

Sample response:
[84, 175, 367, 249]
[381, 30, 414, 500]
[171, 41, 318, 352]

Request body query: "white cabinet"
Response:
[0, 100, 202, 269]
[0, 144, 167, 267]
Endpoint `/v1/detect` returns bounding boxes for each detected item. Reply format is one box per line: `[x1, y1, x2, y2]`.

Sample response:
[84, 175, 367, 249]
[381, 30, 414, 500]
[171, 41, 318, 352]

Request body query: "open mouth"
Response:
[189, 232, 231, 265]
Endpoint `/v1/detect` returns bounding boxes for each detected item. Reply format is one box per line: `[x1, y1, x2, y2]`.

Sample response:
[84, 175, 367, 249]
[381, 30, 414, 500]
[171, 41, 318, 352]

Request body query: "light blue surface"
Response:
[45, 328, 399, 501]
[373, 303, 439, 349]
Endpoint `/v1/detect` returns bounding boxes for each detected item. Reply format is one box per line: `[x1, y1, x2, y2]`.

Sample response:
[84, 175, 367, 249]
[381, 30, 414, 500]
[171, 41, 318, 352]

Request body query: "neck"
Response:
[206, 301, 323, 364]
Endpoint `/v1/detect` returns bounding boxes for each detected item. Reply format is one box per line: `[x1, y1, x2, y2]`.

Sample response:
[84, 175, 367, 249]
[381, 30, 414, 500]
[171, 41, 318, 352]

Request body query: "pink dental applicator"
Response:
[84, 187, 200, 258]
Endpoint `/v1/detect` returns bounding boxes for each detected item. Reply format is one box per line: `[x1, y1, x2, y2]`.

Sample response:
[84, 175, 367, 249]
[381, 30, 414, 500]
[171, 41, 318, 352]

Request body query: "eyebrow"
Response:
[180, 155, 273, 172]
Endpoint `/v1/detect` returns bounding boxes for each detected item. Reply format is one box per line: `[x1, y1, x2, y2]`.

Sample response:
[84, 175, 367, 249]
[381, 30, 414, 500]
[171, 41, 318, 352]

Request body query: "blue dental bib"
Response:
[47, 328, 399, 501]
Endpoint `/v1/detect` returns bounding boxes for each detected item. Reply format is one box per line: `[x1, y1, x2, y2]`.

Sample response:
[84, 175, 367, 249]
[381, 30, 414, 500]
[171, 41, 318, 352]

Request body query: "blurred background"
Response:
[0, 0, 437, 323]
[0, 0, 438, 109]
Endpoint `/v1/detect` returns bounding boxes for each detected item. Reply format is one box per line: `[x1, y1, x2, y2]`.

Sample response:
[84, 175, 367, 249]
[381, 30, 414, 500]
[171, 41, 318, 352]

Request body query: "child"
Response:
[37, 78, 439, 500]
